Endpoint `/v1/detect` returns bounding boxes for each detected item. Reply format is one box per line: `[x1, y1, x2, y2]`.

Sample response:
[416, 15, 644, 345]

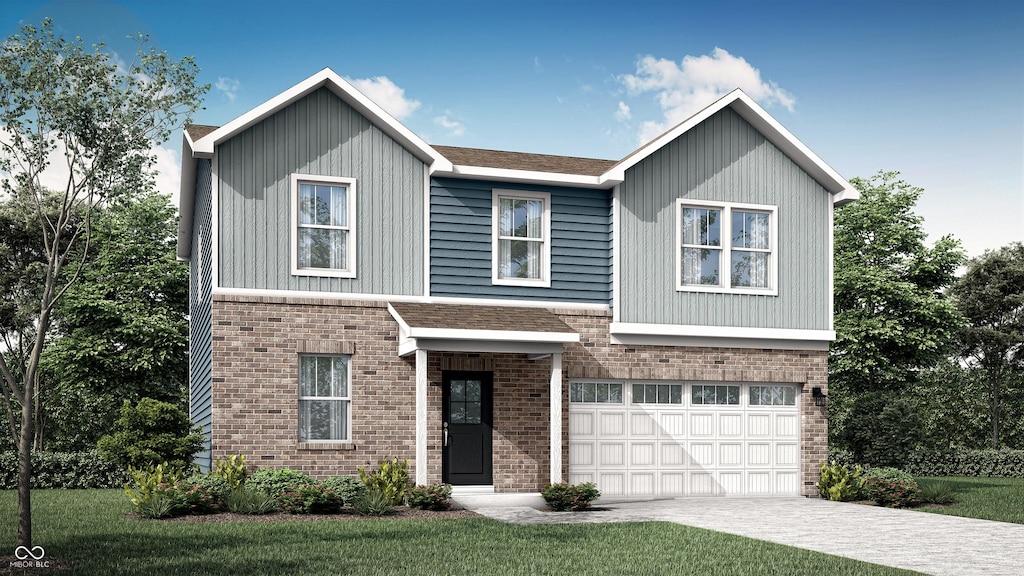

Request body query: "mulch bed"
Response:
[130, 506, 481, 523]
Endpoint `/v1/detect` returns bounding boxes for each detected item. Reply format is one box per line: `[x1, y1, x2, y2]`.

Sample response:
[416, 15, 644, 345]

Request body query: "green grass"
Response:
[913, 476, 1024, 524]
[0, 490, 916, 576]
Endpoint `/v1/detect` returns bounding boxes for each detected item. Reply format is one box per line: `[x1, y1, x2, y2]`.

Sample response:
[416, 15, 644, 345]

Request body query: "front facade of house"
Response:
[178, 68, 856, 498]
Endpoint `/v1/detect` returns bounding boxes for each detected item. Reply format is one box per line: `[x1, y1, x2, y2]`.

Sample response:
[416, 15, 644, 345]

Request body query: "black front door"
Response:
[442, 371, 493, 485]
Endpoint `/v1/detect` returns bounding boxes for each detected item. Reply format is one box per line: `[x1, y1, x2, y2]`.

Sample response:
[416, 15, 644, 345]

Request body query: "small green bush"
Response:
[278, 482, 343, 514]
[358, 458, 409, 506]
[321, 476, 366, 506]
[137, 492, 175, 519]
[0, 450, 128, 489]
[816, 461, 865, 501]
[97, 398, 205, 471]
[225, 488, 277, 515]
[407, 483, 452, 511]
[902, 449, 1024, 477]
[352, 485, 393, 516]
[918, 481, 957, 505]
[541, 482, 600, 511]
[863, 466, 915, 484]
[173, 479, 224, 515]
[124, 463, 183, 512]
[247, 468, 314, 499]
[863, 477, 920, 508]
[212, 454, 248, 489]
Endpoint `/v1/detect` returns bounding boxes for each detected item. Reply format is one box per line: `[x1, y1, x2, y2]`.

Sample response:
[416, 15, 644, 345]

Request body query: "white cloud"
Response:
[619, 48, 795, 143]
[434, 113, 465, 137]
[349, 76, 421, 120]
[215, 77, 240, 102]
[534, 56, 543, 73]
[614, 101, 632, 122]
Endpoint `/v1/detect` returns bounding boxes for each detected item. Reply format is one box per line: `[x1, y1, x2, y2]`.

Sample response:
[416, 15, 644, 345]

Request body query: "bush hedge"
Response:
[0, 450, 128, 489]
[902, 449, 1024, 477]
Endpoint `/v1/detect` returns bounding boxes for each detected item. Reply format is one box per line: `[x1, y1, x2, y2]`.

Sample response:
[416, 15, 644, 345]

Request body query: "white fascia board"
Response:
[176, 133, 197, 262]
[399, 337, 564, 357]
[602, 89, 858, 204]
[190, 68, 452, 172]
[433, 165, 617, 190]
[610, 322, 835, 342]
[405, 326, 579, 344]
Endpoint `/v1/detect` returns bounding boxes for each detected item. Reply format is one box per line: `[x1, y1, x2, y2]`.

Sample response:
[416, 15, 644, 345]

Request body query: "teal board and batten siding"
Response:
[430, 178, 612, 304]
[189, 159, 214, 471]
[619, 107, 831, 330]
[217, 87, 425, 295]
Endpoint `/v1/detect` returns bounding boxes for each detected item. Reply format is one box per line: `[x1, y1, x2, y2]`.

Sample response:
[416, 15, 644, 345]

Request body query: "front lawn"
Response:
[0, 489, 915, 576]
[914, 476, 1024, 524]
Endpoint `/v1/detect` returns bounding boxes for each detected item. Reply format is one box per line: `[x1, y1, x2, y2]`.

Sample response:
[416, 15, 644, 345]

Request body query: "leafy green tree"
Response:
[950, 243, 1024, 448]
[830, 171, 965, 457]
[0, 19, 205, 547]
[41, 191, 188, 451]
[97, 398, 204, 472]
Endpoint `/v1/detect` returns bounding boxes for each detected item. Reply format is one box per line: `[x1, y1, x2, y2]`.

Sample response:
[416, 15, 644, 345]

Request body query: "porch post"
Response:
[550, 352, 563, 484]
[415, 349, 428, 486]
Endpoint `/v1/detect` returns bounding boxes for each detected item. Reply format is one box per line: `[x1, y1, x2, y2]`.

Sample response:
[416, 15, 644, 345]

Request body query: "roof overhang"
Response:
[388, 302, 579, 357]
[432, 165, 618, 189]
[601, 89, 859, 206]
[176, 132, 198, 261]
[610, 322, 835, 352]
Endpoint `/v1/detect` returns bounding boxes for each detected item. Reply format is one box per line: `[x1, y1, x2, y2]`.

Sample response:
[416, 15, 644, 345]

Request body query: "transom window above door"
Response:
[676, 200, 777, 295]
[492, 189, 551, 287]
[291, 174, 357, 278]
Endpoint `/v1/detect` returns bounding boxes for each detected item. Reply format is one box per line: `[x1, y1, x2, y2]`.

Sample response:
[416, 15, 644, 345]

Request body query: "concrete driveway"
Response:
[460, 496, 1024, 576]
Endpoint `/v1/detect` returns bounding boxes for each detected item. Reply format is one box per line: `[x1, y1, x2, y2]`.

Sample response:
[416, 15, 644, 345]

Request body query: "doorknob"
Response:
[443, 422, 449, 446]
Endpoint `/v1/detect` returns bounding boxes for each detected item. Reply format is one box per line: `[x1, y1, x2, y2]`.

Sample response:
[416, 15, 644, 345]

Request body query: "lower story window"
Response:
[749, 385, 797, 406]
[299, 355, 351, 441]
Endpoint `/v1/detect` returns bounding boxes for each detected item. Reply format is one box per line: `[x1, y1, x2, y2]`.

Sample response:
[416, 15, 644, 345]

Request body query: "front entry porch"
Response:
[388, 302, 579, 491]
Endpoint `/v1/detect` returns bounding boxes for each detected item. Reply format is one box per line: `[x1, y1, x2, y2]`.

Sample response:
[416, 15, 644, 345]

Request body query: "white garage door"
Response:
[568, 381, 800, 497]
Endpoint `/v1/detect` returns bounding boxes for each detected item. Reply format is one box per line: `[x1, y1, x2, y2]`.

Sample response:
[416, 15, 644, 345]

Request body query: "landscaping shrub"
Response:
[918, 481, 957, 505]
[863, 466, 915, 484]
[212, 454, 248, 489]
[358, 457, 409, 506]
[278, 482, 343, 514]
[541, 482, 600, 511]
[97, 398, 205, 471]
[0, 450, 127, 489]
[902, 449, 1024, 478]
[124, 463, 183, 514]
[407, 483, 452, 511]
[225, 488, 277, 515]
[182, 474, 231, 511]
[816, 461, 865, 501]
[136, 492, 175, 519]
[247, 468, 314, 499]
[173, 479, 224, 515]
[826, 446, 856, 467]
[321, 475, 366, 506]
[352, 485, 393, 516]
[862, 477, 921, 508]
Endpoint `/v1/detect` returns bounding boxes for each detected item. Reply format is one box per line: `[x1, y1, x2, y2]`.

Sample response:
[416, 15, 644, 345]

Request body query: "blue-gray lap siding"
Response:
[217, 86, 425, 295]
[430, 178, 611, 304]
[189, 159, 214, 471]
[619, 107, 832, 330]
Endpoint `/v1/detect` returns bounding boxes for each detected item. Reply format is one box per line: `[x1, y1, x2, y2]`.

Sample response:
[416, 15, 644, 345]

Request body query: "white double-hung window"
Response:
[492, 189, 551, 286]
[291, 174, 356, 277]
[299, 355, 351, 441]
[677, 199, 777, 294]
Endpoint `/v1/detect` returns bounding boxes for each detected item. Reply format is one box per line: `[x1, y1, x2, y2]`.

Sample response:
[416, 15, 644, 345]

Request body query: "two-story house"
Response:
[177, 68, 856, 498]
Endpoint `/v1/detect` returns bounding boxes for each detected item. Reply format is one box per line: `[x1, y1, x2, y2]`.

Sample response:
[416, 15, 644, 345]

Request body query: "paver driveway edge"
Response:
[468, 498, 1024, 576]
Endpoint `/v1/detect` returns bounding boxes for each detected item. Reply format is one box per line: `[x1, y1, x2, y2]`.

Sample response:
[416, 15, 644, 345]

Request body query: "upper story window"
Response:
[676, 200, 777, 295]
[492, 189, 551, 287]
[291, 174, 357, 278]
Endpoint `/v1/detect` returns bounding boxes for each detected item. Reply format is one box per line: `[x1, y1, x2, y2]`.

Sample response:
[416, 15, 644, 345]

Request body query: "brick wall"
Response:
[208, 295, 827, 496]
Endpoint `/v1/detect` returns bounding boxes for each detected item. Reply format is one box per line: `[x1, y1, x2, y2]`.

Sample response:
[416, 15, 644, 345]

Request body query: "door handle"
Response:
[443, 422, 449, 446]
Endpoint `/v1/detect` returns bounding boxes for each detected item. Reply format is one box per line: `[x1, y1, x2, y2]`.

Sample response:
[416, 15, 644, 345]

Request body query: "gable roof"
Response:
[433, 145, 616, 177]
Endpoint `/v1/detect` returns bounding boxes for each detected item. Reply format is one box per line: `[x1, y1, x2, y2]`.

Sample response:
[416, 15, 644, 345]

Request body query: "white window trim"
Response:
[291, 174, 357, 278]
[298, 354, 353, 443]
[491, 189, 552, 287]
[675, 199, 778, 295]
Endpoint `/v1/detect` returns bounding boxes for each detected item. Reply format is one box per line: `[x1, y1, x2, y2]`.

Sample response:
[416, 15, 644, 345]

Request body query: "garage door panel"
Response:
[748, 413, 771, 436]
[660, 412, 686, 436]
[689, 442, 714, 466]
[720, 472, 743, 494]
[599, 473, 626, 496]
[629, 473, 655, 495]
[661, 441, 687, 466]
[569, 472, 594, 485]
[570, 442, 594, 466]
[690, 472, 719, 495]
[660, 472, 686, 495]
[719, 413, 743, 436]
[776, 443, 799, 466]
[630, 442, 656, 466]
[748, 471, 771, 494]
[776, 414, 798, 437]
[630, 412, 656, 436]
[775, 471, 799, 493]
[599, 412, 625, 436]
[569, 412, 594, 436]
[690, 413, 714, 436]
[598, 442, 626, 466]
[748, 442, 771, 466]
[719, 443, 743, 466]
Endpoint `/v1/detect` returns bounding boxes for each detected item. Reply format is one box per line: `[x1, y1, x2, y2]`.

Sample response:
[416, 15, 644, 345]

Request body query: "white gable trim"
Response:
[190, 68, 452, 172]
[601, 89, 858, 206]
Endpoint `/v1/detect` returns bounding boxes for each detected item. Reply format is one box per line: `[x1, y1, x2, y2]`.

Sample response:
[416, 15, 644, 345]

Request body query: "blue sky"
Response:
[3, 0, 1022, 257]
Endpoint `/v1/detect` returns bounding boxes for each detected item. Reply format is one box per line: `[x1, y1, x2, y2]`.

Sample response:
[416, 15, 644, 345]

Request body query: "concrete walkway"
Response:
[456, 496, 1024, 576]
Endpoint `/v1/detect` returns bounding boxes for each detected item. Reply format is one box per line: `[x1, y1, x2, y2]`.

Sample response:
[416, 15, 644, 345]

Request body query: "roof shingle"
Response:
[389, 302, 576, 334]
